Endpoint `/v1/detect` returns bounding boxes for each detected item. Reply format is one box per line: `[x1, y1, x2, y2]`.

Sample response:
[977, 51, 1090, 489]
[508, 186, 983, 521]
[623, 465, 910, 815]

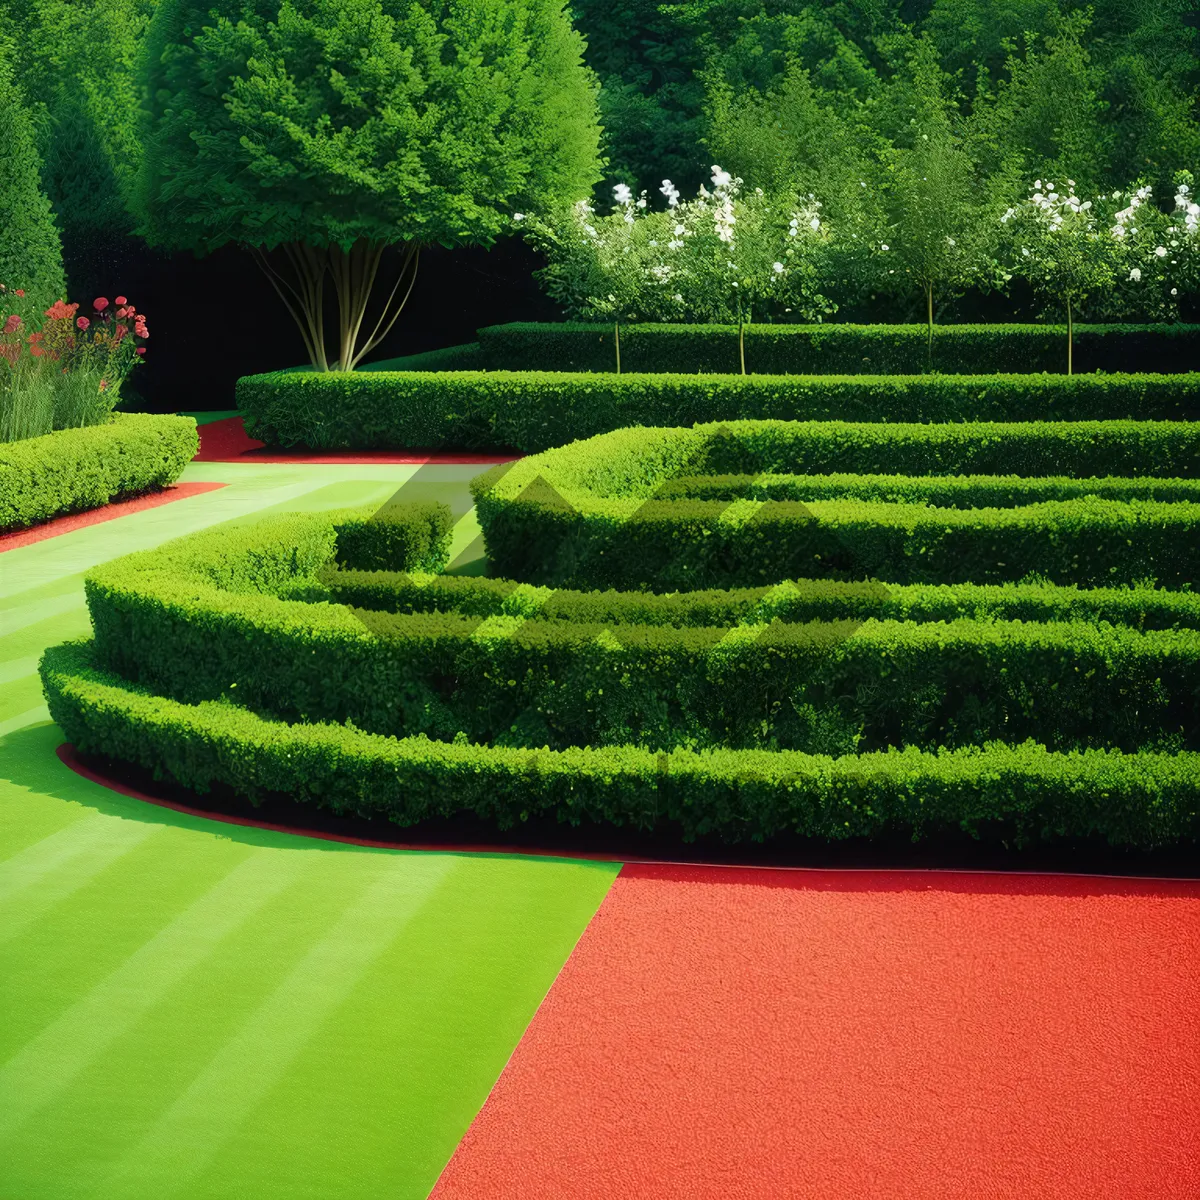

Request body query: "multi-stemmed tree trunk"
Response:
[250, 239, 420, 372]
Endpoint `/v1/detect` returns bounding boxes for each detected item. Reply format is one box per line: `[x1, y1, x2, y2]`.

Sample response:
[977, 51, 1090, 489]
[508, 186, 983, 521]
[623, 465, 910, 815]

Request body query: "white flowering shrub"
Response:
[518, 166, 835, 331]
[1000, 179, 1133, 370]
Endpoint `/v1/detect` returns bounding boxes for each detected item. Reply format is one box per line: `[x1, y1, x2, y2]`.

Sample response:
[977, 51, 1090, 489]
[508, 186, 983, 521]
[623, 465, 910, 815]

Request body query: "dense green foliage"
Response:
[0, 414, 196, 530]
[324, 569, 1200, 633]
[0, 0, 153, 285]
[574, 1, 1200, 202]
[0, 50, 65, 310]
[475, 322, 1200, 373]
[474, 421, 1200, 588]
[238, 364, 1200, 454]
[134, 0, 602, 254]
[43, 641, 1200, 846]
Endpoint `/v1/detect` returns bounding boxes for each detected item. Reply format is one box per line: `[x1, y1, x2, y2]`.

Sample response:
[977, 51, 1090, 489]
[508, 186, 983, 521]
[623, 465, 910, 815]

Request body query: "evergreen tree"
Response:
[0, 50, 66, 311]
[134, 0, 602, 370]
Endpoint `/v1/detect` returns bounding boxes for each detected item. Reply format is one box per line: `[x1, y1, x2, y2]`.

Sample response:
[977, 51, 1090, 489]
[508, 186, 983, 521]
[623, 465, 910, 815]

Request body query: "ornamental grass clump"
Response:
[519, 165, 832, 373]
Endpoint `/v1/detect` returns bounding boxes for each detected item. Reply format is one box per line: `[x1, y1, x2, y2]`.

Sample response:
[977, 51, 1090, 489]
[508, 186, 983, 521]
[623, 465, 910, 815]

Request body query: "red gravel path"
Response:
[432, 861, 1200, 1200]
[0, 482, 227, 552]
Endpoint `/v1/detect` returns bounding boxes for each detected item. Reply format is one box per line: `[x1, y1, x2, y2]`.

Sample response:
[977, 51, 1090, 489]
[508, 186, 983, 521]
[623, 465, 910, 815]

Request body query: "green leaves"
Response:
[134, 0, 602, 254]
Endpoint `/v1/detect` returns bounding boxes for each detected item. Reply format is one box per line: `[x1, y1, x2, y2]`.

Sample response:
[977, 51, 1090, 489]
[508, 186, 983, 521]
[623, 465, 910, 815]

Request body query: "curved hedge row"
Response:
[656, 472, 1200, 508]
[82, 512, 1200, 755]
[236, 370, 1200, 454]
[41, 641, 1200, 847]
[323, 570, 1200, 633]
[475, 322, 1200, 375]
[0, 414, 198, 531]
[472, 422, 1200, 589]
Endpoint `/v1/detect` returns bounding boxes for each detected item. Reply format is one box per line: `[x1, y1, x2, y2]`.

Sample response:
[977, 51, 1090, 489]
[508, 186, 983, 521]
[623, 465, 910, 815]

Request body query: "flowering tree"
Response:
[520, 166, 832, 372]
[134, 0, 601, 371]
[1001, 179, 1130, 373]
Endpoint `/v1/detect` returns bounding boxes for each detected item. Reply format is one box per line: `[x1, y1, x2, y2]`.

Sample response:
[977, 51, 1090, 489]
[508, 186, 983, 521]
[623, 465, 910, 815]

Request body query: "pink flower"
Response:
[93, 297, 109, 312]
[77, 316, 91, 330]
[14, 289, 24, 297]
[114, 296, 127, 306]
[2, 314, 21, 335]
[135, 346, 146, 355]
[45, 300, 78, 321]
[134, 323, 148, 339]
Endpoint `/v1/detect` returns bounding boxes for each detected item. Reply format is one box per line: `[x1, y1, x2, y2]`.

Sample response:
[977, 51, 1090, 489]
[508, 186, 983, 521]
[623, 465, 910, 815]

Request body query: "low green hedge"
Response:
[237, 369, 1200, 453]
[0, 414, 198, 531]
[476, 322, 1200, 375]
[360, 343, 481, 372]
[324, 571, 1200, 633]
[472, 422, 1200, 589]
[83, 513, 1199, 755]
[41, 641, 1200, 847]
[657, 472, 1200, 508]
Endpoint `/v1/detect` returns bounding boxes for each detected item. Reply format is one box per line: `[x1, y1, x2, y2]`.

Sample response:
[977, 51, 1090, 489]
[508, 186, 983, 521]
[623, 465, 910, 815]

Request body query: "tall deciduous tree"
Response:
[134, 0, 602, 370]
[0, 49, 66, 311]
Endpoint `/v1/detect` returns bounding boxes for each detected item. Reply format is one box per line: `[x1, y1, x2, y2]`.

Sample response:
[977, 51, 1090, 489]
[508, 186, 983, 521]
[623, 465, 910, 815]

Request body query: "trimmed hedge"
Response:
[237, 369, 1200, 454]
[0, 414, 198, 531]
[41, 641, 1200, 847]
[323, 571, 1200, 633]
[476, 322, 1200, 375]
[83, 514, 1200, 755]
[657, 472, 1200, 508]
[472, 422, 1200, 589]
[359, 343, 481, 372]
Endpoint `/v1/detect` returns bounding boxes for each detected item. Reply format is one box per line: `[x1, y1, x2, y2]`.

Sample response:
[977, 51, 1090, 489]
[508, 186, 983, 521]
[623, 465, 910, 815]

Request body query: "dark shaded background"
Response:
[81, 237, 560, 412]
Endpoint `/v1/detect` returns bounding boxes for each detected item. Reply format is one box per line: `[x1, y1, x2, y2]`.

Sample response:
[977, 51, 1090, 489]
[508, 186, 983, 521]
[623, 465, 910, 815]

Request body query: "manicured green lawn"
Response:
[0, 461, 618, 1200]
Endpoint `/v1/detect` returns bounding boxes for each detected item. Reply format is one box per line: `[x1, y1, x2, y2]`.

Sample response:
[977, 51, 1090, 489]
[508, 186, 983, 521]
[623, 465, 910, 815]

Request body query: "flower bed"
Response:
[0, 414, 197, 531]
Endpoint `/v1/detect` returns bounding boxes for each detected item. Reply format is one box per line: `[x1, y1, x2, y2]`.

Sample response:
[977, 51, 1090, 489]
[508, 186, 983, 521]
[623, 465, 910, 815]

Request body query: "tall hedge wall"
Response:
[237, 369, 1200, 454]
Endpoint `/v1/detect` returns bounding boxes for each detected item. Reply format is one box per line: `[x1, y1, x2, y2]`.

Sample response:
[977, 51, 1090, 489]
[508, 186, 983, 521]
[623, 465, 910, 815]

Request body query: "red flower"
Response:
[2, 314, 21, 335]
[99, 379, 108, 392]
[28, 332, 45, 357]
[134, 324, 149, 339]
[114, 296, 127, 306]
[93, 297, 109, 312]
[14, 289, 24, 297]
[114, 323, 128, 343]
[135, 346, 146, 355]
[44, 300, 78, 321]
[77, 316, 91, 331]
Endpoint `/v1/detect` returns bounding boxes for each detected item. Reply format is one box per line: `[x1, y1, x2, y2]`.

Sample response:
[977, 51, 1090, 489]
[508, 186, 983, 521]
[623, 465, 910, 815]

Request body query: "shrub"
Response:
[41, 641, 1200, 848]
[324, 570, 1200, 633]
[237, 368, 1200, 454]
[82, 512, 1200, 756]
[475, 322, 1200, 375]
[0, 414, 197, 530]
[472, 421, 1200, 588]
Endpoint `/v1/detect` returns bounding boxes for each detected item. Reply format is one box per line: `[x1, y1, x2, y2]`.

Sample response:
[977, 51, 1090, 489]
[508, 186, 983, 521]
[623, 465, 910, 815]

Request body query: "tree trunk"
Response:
[329, 239, 420, 372]
[925, 281, 934, 367]
[738, 296, 746, 375]
[614, 320, 621, 374]
[1066, 296, 1074, 376]
[250, 242, 329, 372]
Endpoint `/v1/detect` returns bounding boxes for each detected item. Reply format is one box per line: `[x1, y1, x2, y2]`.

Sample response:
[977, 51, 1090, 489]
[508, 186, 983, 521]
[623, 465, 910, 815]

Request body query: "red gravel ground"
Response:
[432, 861, 1200, 1200]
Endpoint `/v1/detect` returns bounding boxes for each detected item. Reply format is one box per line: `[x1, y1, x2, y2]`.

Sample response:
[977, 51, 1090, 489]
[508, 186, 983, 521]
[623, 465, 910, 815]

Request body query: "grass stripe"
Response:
[0, 848, 310, 1138]
[95, 854, 456, 1199]
[0, 702, 49, 736]
[0, 817, 157, 942]
[0, 656, 40, 685]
